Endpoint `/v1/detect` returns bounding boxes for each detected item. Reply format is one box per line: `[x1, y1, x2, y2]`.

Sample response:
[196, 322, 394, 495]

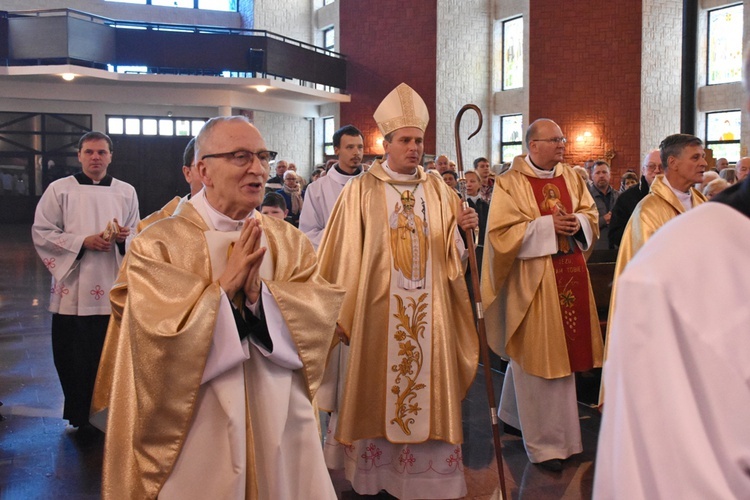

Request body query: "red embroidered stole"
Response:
[525, 174, 594, 372]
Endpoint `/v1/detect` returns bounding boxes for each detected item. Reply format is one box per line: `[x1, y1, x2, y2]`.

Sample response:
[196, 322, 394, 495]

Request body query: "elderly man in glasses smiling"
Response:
[94, 116, 344, 499]
[481, 118, 603, 472]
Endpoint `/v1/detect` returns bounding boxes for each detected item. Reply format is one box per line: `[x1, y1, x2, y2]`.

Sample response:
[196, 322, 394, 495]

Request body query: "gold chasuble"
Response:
[92, 200, 344, 499]
[481, 156, 603, 379]
[610, 175, 706, 293]
[317, 160, 479, 446]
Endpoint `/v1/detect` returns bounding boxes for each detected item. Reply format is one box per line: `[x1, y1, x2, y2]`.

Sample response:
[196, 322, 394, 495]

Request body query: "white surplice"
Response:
[594, 202, 750, 499]
[299, 166, 358, 250]
[32, 175, 140, 315]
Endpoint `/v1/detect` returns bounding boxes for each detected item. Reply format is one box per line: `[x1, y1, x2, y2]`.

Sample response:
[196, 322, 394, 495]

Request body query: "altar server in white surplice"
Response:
[92, 116, 344, 500]
[32, 131, 139, 437]
[299, 124, 364, 250]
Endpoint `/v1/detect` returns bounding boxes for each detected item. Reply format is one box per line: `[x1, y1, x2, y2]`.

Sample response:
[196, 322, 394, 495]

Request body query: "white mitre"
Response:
[373, 83, 430, 136]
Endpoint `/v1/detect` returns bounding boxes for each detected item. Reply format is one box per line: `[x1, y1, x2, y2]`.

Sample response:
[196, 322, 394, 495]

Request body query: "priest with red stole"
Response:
[481, 118, 603, 472]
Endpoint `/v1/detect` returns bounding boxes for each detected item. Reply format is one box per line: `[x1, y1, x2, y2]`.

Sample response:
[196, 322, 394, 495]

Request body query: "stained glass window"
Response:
[707, 4, 743, 85]
[706, 110, 740, 162]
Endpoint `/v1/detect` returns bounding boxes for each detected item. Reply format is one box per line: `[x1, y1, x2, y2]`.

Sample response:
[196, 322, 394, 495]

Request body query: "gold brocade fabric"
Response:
[136, 196, 181, 233]
[480, 156, 603, 379]
[601, 175, 706, 384]
[316, 159, 479, 446]
[92, 201, 344, 499]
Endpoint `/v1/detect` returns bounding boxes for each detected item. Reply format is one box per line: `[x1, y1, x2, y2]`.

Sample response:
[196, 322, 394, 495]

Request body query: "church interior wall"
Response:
[641, 0, 683, 163]
[529, 0, 644, 185]
[252, 110, 314, 177]
[3, 0, 748, 194]
[435, 0, 492, 167]
[253, 0, 313, 44]
[338, 0, 438, 160]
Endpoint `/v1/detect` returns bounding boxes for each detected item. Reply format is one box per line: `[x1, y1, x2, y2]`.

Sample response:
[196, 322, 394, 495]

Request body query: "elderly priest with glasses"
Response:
[481, 118, 603, 473]
[92, 116, 345, 500]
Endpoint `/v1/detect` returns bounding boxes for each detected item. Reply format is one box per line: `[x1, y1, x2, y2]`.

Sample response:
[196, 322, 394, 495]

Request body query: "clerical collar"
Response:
[524, 156, 555, 179]
[198, 189, 255, 231]
[662, 176, 692, 211]
[335, 164, 362, 177]
[382, 160, 419, 181]
[75, 172, 113, 186]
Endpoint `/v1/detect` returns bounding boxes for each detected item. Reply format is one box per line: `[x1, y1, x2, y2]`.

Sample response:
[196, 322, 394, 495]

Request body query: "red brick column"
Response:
[339, 0, 438, 157]
[529, 0, 643, 184]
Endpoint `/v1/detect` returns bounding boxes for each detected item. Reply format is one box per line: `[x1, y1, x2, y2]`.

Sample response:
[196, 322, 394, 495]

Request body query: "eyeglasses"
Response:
[201, 149, 278, 167]
[531, 137, 567, 144]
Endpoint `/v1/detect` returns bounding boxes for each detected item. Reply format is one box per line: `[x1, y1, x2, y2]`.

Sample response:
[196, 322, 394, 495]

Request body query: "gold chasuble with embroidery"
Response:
[481, 156, 603, 379]
[317, 160, 479, 445]
[610, 175, 706, 298]
[92, 201, 344, 499]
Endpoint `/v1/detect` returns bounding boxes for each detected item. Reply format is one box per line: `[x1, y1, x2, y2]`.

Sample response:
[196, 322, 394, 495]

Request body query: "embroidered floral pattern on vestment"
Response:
[390, 292, 428, 435]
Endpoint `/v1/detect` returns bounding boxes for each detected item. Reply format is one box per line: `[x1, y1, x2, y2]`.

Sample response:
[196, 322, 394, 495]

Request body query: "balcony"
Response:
[0, 9, 349, 111]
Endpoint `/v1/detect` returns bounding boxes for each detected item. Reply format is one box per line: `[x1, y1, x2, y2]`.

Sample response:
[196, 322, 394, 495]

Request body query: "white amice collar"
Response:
[662, 176, 692, 211]
[525, 155, 555, 179]
[193, 189, 255, 232]
[382, 160, 419, 182]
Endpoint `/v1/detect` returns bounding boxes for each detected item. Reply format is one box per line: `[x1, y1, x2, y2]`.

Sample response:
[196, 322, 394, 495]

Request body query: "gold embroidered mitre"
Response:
[373, 83, 430, 136]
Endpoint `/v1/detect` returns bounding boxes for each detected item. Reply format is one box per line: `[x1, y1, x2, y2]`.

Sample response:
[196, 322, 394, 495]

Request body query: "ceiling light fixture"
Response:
[61, 73, 76, 81]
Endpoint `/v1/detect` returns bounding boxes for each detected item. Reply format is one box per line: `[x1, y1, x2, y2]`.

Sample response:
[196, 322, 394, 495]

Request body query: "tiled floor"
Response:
[0, 223, 599, 499]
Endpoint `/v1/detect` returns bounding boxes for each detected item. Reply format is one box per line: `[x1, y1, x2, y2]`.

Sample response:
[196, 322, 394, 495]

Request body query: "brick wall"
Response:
[339, 0, 438, 157]
[529, 0, 643, 182]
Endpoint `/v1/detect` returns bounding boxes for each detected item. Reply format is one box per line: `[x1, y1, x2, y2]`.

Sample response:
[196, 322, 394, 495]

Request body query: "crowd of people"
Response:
[30, 75, 750, 499]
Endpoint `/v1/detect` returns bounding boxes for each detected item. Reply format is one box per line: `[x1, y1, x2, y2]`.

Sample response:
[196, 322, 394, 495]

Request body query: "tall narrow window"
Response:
[500, 115, 523, 163]
[323, 117, 335, 156]
[707, 4, 743, 85]
[502, 17, 523, 90]
[705, 110, 740, 161]
[323, 27, 335, 52]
